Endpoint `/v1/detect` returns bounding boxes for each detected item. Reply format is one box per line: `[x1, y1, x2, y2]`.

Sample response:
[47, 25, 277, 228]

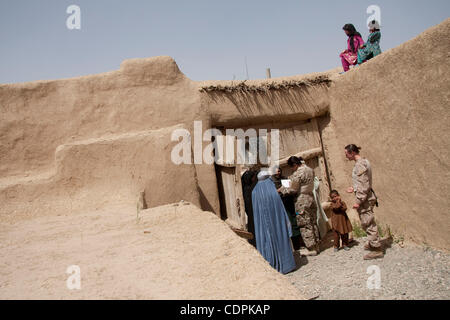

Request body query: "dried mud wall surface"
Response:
[0, 56, 219, 217]
[0, 56, 204, 177]
[0, 125, 203, 221]
[323, 18, 450, 250]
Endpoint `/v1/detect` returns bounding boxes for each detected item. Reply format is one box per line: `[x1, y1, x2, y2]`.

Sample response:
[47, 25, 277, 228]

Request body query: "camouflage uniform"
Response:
[281, 164, 320, 249]
[352, 158, 381, 249]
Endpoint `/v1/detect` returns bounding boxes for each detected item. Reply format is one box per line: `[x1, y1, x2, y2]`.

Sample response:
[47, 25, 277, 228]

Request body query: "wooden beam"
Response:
[310, 117, 332, 200]
[230, 226, 254, 240]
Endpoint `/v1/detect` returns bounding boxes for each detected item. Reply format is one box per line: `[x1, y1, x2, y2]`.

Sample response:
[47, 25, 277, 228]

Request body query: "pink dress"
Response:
[340, 35, 364, 71]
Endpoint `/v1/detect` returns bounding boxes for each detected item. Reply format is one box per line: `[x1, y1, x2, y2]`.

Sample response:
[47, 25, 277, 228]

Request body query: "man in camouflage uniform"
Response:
[279, 156, 321, 256]
[345, 144, 384, 260]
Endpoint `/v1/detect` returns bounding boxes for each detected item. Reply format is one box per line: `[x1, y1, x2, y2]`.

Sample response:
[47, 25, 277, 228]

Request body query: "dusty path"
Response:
[1, 200, 448, 300]
[0, 202, 303, 300]
[286, 235, 450, 300]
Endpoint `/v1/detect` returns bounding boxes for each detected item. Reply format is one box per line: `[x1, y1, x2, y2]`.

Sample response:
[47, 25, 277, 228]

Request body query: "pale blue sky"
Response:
[0, 0, 449, 84]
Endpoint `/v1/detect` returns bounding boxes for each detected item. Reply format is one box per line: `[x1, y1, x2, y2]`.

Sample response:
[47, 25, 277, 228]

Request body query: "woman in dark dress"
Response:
[242, 169, 258, 246]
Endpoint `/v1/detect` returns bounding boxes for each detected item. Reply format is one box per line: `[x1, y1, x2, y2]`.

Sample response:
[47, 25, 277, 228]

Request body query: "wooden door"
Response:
[215, 164, 246, 230]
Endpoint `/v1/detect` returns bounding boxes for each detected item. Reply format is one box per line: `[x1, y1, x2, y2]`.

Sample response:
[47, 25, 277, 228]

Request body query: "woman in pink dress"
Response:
[339, 24, 364, 72]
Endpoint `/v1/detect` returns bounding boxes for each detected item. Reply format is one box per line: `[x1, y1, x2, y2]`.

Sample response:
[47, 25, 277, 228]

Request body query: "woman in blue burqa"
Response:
[251, 170, 296, 274]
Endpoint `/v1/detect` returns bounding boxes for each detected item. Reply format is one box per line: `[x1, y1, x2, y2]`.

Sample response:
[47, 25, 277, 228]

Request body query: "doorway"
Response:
[213, 115, 332, 235]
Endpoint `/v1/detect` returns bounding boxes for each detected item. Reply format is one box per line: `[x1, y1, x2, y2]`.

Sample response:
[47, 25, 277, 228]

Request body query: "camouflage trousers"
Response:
[295, 194, 320, 249]
[357, 200, 381, 248]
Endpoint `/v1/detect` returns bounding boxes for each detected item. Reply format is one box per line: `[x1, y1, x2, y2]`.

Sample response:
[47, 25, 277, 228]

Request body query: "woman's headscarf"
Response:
[368, 19, 380, 31]
[257, 170, 271, 181]
[343, 23, 362, 53]
[242, 170, 256, 187]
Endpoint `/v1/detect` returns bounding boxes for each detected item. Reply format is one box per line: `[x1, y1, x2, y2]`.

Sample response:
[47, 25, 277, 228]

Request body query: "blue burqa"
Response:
[251, 173, 296, 274]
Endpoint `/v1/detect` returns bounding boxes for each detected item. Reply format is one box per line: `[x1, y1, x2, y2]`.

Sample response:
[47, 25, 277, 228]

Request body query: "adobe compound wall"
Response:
[323, 18, 450, 250]
[0, 19, 448, 250]
[0, 56, 219, 219]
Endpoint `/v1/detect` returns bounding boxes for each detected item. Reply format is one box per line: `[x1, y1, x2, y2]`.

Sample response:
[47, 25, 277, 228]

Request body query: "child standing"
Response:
[329, 190, 353, 252]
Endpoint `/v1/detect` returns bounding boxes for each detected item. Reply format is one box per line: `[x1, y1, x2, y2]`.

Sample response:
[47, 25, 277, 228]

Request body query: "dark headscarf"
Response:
[343, 24, 362, 53]
[242, 170, 256, 188]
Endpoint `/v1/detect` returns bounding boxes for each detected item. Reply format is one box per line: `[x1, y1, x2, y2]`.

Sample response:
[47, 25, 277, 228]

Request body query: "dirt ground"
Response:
[286, 233, 450, 300]
[1, 200, 449, 300]
[0, 202, 303, 300]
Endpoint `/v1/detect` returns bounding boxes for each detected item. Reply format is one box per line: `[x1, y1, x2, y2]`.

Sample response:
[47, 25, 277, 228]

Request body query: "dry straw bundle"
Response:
[199, 76, 331, 93]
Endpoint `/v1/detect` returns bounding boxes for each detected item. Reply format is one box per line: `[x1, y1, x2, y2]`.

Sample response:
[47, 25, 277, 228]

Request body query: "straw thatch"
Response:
[199, 76, 331, 93]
